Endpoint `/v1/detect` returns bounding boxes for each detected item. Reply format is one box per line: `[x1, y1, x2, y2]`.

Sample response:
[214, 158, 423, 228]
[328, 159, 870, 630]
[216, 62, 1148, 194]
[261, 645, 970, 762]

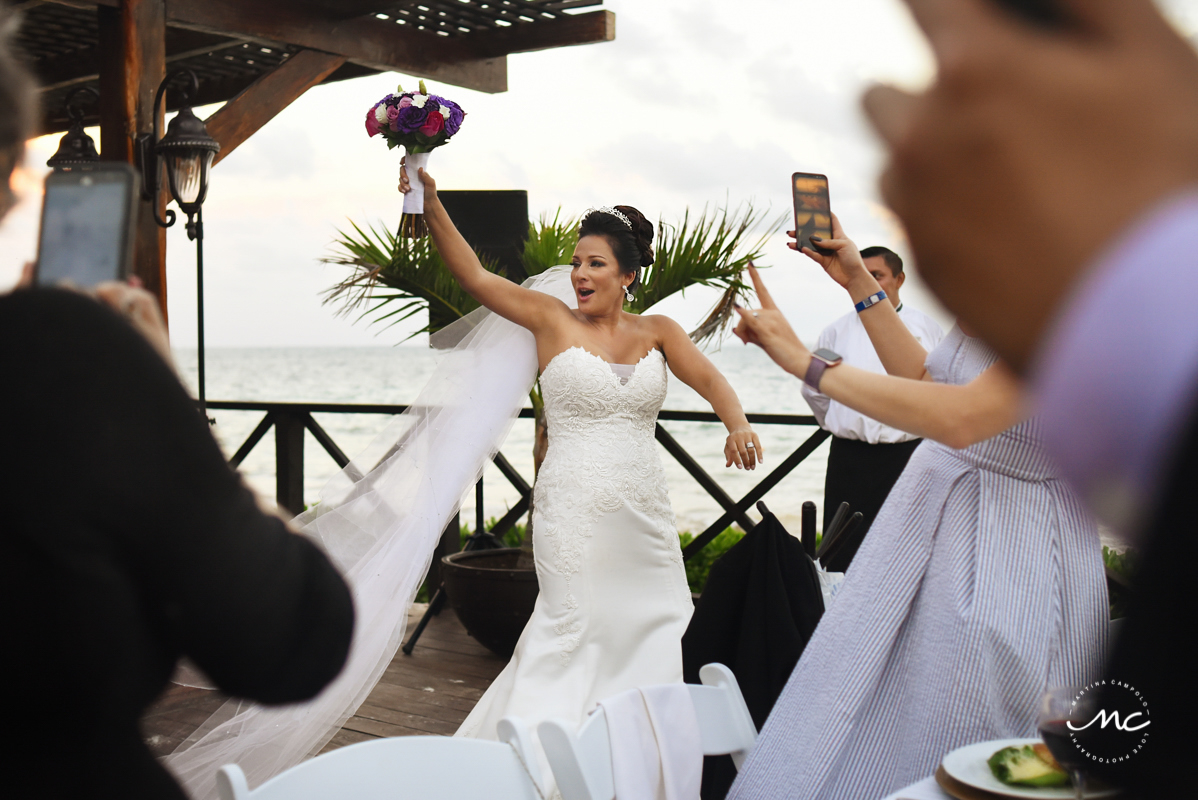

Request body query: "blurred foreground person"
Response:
[862, 0, 1198, 794]
[0, 17, 353, 799]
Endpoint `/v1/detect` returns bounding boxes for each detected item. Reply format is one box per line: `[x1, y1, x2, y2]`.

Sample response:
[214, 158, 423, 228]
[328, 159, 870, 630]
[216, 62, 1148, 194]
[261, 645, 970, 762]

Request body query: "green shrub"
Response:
[459, 517, 526, 549]
[678, 527, 745, 594]
[1103, 545, 1138, 620]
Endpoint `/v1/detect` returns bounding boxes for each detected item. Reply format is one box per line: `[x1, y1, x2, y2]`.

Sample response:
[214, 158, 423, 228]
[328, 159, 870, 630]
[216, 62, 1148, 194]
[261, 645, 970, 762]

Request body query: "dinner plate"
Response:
[940, 738, 1120, 799]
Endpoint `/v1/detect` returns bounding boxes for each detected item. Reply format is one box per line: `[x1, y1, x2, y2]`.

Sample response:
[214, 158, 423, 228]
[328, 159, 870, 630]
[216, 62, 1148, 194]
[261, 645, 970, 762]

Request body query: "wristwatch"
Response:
[803, 347, 843, 391]
[855, 290, 887, 313]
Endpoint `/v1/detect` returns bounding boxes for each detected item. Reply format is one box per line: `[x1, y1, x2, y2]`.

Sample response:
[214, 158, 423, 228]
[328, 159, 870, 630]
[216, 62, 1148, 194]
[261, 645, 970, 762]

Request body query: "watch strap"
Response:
[804, 357, 830, 391]
[855, 290, 887, 313]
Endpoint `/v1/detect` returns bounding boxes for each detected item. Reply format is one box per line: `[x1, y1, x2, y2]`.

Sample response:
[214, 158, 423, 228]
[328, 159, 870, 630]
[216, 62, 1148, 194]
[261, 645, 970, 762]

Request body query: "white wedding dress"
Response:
[457, 346, 695, 753]
[165, 268, 692, 799]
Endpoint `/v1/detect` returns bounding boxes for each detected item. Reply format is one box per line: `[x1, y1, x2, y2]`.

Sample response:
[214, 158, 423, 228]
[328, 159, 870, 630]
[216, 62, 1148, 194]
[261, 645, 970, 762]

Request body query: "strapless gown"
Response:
[456, 346, 694, 750]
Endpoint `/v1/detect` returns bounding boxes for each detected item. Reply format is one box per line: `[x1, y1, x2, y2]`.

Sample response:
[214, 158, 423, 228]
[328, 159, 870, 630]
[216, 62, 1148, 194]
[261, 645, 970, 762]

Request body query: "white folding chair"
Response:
[216, 718, 542, 800]
[537, 663, 757, 800]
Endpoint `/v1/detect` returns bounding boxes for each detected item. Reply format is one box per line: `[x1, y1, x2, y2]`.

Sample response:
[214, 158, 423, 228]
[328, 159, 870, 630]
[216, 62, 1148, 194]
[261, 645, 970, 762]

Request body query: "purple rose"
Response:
[394, 103, 430, 134]
[443, 102, 465, 137]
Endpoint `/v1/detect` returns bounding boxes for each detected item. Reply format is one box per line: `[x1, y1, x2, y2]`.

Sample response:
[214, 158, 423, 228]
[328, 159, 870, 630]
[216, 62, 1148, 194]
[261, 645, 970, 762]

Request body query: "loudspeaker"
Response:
[438, 190, 530, 282]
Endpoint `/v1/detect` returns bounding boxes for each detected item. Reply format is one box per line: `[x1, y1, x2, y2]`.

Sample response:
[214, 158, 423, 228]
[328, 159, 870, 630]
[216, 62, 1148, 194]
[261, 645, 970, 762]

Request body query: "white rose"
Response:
[412, 94, 427, 108]
[439, 106, 451, 119]
[374, 105, 389, 124]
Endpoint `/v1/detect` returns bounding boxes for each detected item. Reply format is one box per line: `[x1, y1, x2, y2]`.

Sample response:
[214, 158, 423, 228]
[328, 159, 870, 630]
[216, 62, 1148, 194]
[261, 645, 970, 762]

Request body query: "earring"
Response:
[624, 286, 634, 302]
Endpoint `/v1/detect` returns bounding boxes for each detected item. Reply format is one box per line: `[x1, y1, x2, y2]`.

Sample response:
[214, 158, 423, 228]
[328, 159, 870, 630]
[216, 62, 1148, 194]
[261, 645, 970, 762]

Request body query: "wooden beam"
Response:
[161, 0, 507, 93]
[465, 10, 615, 58]
[35, 28, 247, 94]
[44, 1, 614, 95]
[205, 49, 346, 166]
[97, 0, 168, 316]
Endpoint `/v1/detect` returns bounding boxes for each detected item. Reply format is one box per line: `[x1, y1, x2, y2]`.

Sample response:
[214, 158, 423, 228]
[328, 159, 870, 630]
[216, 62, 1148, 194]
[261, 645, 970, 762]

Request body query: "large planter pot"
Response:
[441, 548, 538, 658]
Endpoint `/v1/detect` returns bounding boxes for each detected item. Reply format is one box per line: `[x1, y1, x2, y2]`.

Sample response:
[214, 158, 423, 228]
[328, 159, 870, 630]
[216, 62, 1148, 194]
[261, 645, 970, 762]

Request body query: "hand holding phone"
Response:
[792, 172, 833, 256]
[36, 163, 138, 289]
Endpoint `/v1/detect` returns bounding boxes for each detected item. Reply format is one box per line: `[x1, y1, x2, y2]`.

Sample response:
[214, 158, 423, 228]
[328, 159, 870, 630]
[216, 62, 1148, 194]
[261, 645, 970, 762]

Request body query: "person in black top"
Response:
[0, 16, 354, 799]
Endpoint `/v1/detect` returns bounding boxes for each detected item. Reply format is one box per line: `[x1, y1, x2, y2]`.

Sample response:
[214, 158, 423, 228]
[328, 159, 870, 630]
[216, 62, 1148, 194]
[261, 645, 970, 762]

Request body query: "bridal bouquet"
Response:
[366, 80, 466, 237]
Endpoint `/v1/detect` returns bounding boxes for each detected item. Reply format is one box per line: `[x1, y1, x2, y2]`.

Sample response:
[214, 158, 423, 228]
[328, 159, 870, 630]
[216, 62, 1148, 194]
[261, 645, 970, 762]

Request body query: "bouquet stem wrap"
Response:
[366, 83, 464, 240]
[400, 150, 430, 239]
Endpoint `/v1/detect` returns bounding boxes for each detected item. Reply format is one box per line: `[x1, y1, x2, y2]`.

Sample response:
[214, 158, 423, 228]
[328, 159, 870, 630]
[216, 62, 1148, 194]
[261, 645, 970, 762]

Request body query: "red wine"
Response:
[1039, 720, 1088, 772]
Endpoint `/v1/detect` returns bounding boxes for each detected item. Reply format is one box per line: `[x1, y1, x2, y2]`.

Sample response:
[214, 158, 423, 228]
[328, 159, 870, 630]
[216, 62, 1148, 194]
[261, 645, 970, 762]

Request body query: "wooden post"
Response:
[275, 409, 305, 517]
[97, 0, 168, 318]
[205, 49, 346, 166]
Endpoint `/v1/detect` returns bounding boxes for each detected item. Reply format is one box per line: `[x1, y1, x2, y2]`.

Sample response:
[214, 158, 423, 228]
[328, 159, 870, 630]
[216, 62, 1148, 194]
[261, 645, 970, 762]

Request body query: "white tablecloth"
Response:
[880, 775, 952, 800]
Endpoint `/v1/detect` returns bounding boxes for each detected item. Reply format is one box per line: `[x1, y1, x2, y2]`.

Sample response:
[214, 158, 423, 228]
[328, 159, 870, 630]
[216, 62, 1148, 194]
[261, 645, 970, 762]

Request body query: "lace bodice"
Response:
[534, 346, 681, 662]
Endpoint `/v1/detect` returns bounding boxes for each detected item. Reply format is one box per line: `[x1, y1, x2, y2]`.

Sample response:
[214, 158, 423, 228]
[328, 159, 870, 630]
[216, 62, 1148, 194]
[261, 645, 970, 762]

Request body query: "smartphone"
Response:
[36, 163, 138, 289]
[792, 172, 833, 256]
[988, 0, 1063, 26]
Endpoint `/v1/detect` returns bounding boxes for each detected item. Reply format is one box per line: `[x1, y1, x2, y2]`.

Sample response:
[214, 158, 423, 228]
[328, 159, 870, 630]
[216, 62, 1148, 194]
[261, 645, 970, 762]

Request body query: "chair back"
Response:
[538, 663, 757, 800]
[216, 718, 542, 800]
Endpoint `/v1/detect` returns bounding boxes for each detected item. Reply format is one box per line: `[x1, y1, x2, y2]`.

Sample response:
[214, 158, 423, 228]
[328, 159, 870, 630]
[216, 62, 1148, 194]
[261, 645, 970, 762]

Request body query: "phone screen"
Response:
[37, 166, 136, 288]
[792, 172, 831, 251]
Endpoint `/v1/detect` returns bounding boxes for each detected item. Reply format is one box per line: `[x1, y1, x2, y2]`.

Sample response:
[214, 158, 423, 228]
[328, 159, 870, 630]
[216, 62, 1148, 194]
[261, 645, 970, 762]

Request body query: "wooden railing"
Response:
[207, 400, 829, 561]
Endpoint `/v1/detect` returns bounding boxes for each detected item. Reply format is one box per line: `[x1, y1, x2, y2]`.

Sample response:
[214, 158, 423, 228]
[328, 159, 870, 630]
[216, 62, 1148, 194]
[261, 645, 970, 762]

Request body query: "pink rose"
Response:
[399, 96, 413, 108]
[419, 112, 444, 137]
[387, 106, 400, 121]
[365, 107, 381, 137]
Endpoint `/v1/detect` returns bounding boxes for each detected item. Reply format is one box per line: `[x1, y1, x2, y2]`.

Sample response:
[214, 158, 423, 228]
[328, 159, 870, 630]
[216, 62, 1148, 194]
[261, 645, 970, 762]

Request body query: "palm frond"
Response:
[522, 208, 579, 277]
[320, 202, 781, 347]
[321, 220, 498, 340]
[632, 201, 784, 347]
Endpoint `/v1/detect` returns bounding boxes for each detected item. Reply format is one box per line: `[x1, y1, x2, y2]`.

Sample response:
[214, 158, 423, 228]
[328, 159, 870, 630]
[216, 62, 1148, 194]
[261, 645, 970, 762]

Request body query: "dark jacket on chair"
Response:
[682, 511, 824, 799]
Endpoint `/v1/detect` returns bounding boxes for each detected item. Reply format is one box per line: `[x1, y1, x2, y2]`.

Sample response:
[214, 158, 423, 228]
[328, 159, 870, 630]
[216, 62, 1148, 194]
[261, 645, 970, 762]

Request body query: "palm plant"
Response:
[321, 202, 781, 541]
[324, 201, 778, 345]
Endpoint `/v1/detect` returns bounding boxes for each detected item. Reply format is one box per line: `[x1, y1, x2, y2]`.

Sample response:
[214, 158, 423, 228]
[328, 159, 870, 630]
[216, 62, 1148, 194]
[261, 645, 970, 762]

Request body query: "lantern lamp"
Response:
[47, 87, 100, 172]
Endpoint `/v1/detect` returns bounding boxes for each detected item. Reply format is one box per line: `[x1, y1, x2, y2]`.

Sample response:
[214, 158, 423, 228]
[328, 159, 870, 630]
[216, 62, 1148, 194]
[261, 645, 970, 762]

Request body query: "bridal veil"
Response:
[166, 266, 576, 798]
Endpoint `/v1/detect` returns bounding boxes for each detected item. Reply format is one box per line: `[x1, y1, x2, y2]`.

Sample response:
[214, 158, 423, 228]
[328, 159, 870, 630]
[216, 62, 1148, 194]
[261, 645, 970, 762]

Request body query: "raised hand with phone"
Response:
[789, 212, 934, 382]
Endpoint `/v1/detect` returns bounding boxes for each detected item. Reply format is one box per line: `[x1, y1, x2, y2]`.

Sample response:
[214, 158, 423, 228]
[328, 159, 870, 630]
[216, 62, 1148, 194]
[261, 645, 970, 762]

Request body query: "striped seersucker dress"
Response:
[728, 325, 1109, 800]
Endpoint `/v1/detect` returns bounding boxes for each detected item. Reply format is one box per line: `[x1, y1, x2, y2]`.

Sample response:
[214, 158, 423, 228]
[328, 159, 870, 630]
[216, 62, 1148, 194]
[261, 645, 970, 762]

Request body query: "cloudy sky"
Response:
[4, 0, 1197, 347]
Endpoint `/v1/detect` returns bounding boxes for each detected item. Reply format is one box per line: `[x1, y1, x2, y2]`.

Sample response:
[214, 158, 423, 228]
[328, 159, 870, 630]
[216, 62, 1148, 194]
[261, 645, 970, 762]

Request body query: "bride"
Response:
[402, 166, 763, 746]
[165, 170, 762, 800]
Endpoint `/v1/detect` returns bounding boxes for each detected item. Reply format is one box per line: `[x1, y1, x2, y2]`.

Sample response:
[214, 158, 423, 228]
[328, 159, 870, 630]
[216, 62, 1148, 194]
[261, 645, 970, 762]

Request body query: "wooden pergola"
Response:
[11, 0, 613, 313]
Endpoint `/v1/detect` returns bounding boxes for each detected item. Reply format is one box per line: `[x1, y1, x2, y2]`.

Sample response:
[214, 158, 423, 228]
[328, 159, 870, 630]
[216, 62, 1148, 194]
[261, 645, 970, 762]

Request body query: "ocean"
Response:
[173, 344, 831, 536]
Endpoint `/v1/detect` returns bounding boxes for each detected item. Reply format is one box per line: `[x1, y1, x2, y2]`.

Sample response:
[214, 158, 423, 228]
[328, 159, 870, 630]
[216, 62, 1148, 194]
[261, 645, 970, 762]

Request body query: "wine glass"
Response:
[1038, 686, 1095, 800]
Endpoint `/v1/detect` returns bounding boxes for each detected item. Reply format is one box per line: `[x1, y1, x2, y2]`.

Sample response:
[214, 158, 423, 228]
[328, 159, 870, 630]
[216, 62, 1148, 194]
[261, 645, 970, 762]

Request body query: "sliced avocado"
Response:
[987, 745, 1071, 787]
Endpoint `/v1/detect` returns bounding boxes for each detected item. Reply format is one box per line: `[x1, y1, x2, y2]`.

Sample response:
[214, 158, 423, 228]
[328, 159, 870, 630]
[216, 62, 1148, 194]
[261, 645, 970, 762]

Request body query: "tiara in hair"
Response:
[586, 206, 633, 230]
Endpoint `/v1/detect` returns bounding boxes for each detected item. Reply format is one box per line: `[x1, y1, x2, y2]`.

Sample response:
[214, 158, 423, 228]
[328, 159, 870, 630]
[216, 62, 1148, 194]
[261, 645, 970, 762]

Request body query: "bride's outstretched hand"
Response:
[725, 428, 764, 470]
[734, 264, 811, 378]
[788, 212, 869, 292]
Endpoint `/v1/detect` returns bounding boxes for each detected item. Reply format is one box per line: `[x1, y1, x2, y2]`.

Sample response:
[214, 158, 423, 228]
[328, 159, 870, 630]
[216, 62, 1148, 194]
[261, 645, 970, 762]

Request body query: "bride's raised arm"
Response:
[404, 164, 570, 335]
[651, 315, 764, 470]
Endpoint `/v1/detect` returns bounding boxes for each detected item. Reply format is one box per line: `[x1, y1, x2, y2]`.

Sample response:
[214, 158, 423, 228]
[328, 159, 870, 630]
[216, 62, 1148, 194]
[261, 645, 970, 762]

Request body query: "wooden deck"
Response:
[141, 604, 506, 758]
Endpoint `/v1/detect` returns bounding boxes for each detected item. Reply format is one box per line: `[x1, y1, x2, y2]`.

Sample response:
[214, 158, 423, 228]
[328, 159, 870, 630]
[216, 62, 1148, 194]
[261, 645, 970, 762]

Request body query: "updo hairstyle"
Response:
[578, 205, 654, 296]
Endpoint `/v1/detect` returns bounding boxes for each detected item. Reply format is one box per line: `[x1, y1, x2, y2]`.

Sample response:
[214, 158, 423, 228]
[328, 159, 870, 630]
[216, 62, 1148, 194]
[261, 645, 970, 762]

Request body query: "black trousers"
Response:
[822, 435, 922, 572]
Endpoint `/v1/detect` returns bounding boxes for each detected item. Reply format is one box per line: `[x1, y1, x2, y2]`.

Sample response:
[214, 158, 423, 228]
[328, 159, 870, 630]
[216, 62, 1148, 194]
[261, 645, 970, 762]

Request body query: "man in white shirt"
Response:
[801, 246, 943, 570]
